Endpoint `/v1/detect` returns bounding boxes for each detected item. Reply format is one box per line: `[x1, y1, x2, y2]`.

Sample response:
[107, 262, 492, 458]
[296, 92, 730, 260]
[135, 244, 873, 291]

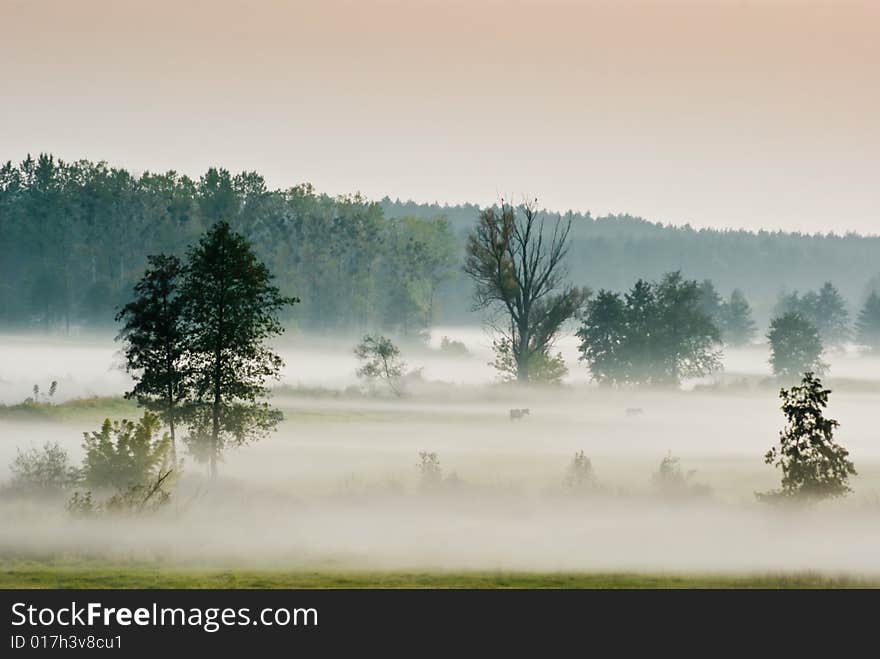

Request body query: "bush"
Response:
[67, 470, 173, 517]
[563, 450, 599, 493]
[439, 336, 470, 358]
[491, 338, 568, 384]
[652, 452, 711, 498]
[81, 412, 172, 491]
[67, 412, 175, 516]
[9, 442, 79, 496]
[417, 451, 443, 491]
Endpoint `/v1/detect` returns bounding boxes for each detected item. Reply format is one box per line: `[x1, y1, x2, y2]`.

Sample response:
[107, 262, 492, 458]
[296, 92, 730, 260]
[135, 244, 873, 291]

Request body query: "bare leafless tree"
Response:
[464, 198, 586, 382]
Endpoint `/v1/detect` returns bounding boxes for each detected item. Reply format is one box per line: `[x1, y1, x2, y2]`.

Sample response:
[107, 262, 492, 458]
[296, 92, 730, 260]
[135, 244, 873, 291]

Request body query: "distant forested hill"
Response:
[1, 154, 878, 335]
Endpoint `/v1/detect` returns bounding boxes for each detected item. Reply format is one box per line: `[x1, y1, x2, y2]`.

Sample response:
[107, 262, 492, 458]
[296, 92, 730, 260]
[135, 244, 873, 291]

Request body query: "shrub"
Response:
[80, 411, 171, 491]
[491, 338, 568, 384]
[417, 451, 443, 490]
[652, 452, 711, 498]
[9, 442, 79, 496]
[563, 450, 599, 493]
[67, 470, 173, 516]
[439, 336, 470, 358]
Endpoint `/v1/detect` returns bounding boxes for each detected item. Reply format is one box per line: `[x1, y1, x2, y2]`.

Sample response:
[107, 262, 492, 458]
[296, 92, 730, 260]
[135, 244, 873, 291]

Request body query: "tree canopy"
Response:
[767, 312, 826, 379]
[577, 272, 722, 386]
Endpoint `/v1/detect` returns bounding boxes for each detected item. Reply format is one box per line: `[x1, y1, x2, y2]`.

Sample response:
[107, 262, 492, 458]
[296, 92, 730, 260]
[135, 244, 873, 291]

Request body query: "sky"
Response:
[1, 0, 877, 233]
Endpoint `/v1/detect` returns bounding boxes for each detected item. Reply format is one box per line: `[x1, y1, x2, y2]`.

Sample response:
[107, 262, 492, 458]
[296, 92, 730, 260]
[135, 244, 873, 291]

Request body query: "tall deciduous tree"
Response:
[183, 221, 298, 477]
[116, 254, 188, 464]
[767, 312, 825, 379]
[464, 199, 585, 383]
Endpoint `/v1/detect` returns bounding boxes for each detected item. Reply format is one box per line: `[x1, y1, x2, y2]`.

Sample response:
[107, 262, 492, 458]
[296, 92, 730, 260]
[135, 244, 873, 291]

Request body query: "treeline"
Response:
[578, 274, 880, 386]
[4, 153, 880, 335]
[0, 155, 457, 334]
[381, 198, 880, 325]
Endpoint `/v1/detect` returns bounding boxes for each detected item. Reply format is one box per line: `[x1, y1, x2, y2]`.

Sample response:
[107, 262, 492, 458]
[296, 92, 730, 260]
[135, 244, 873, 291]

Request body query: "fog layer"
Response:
[1, 329, 879, 575]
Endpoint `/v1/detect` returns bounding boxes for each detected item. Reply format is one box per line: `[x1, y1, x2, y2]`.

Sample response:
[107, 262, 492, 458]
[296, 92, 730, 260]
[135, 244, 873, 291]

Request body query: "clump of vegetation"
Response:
[491, 338, 568, 385]
[80, 412, 171, 491]
[439, 336, 471, 358]
[68, 412, 175, 515]
[759, 372, 856, 504]
[652, 452, 711, 498]
[416, 451, 443, 491]
[67, 469, 173, 516]
[563, 450, 599, 493]
[355, 335, 407, 396]
[9, 442, 79, 497]
[415, 452, 467, 493]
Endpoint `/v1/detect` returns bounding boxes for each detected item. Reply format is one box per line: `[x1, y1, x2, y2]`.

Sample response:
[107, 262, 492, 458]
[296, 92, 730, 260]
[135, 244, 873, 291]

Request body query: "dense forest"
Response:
[2, 154, 879, 335]
[0, 155, 456, 334]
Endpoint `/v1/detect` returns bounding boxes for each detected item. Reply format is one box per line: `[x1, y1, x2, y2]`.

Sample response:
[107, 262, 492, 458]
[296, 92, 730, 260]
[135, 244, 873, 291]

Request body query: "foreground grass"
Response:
[1, 563, 877, 589]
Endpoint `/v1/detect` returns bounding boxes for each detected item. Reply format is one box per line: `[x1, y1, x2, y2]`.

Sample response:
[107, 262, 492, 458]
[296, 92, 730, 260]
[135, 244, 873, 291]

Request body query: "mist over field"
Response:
[2, 328, 879, 576]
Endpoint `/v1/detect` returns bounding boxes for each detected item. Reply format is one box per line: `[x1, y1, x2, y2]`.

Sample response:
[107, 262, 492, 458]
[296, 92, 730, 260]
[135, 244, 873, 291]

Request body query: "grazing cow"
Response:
[509, 408, 530, 421]
[625, 407, 644, 417]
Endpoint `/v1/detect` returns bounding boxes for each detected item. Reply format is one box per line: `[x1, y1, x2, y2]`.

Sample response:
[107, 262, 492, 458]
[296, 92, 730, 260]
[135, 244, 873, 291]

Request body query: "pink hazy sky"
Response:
[1, 0, 877, 232]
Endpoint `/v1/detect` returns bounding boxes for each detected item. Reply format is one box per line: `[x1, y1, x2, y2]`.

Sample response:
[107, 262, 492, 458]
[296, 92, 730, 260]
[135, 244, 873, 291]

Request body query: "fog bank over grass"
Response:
[4, 326, 880, 403]
[1, 330, 879, 575]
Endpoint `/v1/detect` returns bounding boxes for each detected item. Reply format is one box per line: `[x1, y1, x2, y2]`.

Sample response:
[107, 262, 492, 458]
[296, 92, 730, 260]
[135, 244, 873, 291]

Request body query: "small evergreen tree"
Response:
[416, 451, 442, 491]
[760, 372, 856, 502]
